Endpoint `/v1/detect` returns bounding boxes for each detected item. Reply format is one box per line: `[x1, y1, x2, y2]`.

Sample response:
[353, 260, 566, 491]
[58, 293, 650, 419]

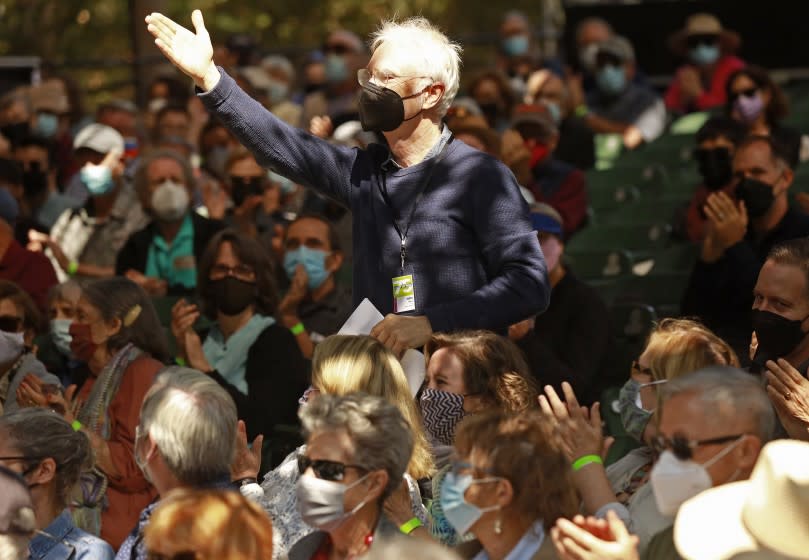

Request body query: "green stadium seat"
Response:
[567, 223, 673, 253]
[565, 249, 634, 280]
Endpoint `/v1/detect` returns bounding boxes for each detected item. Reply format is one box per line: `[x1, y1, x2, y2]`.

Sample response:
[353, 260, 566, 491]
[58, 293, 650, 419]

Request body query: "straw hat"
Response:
[669, 13, 741, 56]
[674, 439, 809, 560]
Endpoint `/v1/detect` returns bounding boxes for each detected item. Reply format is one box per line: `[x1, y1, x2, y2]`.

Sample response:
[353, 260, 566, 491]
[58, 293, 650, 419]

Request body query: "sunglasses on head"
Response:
[650, 433, 744, 461]
[297, 455, 367, 482]
[0, 315, 22, 333]
[730, 87, 758, 103]
[686, 34, 719, 49]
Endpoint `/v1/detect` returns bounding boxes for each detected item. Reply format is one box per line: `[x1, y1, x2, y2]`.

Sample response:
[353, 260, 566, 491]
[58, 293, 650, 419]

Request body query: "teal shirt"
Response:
[145, 214, 197, 289]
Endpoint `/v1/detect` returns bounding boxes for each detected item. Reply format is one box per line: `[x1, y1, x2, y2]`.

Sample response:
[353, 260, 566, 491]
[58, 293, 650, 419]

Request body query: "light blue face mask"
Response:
[34, 112, 59, 139]
[502, 35, 530, 57]
[543, 100, 562, 125]
[268, 170, 295, 195]
[79, 165, 115, 196]
[284, 246, 330, 290]
[267, 79, 290, 106]
[596, 65, 627, 96]
[50, 318, 73, 356]
[690, 44, 720, 66]
[440, 470, 502, 536]
[325, 54, 349, 84]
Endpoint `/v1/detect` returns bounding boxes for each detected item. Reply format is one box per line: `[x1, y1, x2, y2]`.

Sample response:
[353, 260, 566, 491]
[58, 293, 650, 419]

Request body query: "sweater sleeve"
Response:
[105, 357, 162, 493]
[208, 325, 308, 440]
[424, 163, 550, 332]
[198, 69, 358, 207]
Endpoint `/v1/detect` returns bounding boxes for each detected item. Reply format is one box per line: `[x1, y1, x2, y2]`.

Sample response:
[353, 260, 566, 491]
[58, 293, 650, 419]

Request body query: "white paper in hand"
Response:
[338, 298, 426, 396]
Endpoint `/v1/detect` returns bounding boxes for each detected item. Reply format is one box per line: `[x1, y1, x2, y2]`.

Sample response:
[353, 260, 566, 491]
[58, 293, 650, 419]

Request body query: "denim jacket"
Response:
[29, 510, 114, 560]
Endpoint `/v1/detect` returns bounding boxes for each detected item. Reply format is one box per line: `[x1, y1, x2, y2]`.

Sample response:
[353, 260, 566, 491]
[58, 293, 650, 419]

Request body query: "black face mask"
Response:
[358, 83, 424, 132]
[230, 176, 264, 207]
[478, 102, 502, 128]
[695, 147, 733, 190]
[751, 309, 808, 366]
[0, 121, 29, 144]
[735, 177, 775, 218]
[22, 167, 48, 198]
[208, 276, 256, 316]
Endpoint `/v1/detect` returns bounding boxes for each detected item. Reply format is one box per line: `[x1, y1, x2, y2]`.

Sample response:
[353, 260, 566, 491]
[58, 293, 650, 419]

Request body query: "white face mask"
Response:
[0, 330, 25, 364]
[650, 436, 744, 516]
[295, 472, 370, 532]
[151, 180, 190, 222]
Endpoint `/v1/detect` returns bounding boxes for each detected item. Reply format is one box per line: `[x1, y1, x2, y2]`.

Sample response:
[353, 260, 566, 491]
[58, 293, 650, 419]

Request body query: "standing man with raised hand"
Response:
[145, 11, 549, 356]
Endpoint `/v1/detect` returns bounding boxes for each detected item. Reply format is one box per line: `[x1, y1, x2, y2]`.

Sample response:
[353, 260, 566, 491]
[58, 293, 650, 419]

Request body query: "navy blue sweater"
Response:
[199, 70, 549, 332]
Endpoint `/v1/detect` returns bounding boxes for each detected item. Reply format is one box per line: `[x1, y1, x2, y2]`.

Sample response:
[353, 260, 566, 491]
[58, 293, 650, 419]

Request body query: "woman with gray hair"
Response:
[289, 392, 413, 559]
[0, 408, 114, 558]
[15, 278, 168, 549]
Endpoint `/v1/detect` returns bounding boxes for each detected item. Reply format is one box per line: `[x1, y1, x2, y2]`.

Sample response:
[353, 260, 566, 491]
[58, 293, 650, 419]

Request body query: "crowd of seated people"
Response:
[1, 6, 808, 560]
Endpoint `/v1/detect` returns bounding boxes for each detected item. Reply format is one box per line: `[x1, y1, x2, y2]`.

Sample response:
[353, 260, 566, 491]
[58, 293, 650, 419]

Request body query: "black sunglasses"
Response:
[595, 52, 623, 69]
[0, 315, 22, 333]
[730, 87, 759, 103]
[686, 34, 719, 48]
[297, 455, 367, 482]
[650, 433, 744, 461]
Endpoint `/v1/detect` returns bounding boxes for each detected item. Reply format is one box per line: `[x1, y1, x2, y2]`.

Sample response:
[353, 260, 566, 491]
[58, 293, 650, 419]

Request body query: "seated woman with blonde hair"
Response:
[539, 318, 739, 553]
[144, 488, 273, 559]
[232, 334, 434, 559]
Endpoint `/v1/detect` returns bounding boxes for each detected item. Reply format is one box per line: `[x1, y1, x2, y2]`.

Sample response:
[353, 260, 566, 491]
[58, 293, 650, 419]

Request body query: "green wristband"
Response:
[399, 517, 422, 534]
[71, 420, 83, 432]
[572, 454, 603, 472]
[175, 356, 187, 366]
[290, 322, 305, 336]
[67, 261, 79, 276]
[575, 104, 589, 117]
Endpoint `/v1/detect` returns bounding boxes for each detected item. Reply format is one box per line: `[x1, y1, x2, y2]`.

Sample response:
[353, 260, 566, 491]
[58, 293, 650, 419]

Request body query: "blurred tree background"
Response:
[0, 0, 563, 108]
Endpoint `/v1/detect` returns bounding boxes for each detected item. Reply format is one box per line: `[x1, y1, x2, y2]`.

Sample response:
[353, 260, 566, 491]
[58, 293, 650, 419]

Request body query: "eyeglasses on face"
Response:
[297, 455, 367, 482]
[650, 433, 745, 461]
[357, 68, 429, 88]
[209, 263, 255, 281]
[686, 34, 719, 48]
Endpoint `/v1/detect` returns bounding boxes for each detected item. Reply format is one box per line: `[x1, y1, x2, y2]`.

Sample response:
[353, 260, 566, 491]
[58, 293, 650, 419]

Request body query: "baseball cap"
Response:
[596, 35, 635, 62]
[73, 123, 125, 155]
[530, 202, 563, 236]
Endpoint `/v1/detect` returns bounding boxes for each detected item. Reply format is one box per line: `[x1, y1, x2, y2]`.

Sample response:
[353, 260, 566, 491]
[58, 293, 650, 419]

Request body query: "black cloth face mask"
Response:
[735, 176, 775, 218]
[751, 309, 809, 366]
[695, 147, 733, 190]
[358, 82, 426, 132]
[208, 276, 256, 316]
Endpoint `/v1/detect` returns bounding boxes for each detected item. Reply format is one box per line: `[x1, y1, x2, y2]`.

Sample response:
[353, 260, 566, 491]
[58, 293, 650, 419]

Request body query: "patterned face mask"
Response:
[419, 388, 466, 446]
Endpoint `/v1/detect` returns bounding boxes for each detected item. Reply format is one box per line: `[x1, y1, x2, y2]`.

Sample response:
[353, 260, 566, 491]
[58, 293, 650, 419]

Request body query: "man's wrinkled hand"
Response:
[765, 358, 809, 441]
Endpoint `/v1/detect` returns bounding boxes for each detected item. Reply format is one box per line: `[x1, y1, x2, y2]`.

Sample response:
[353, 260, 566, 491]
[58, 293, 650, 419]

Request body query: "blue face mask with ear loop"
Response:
[502, 35, 530, 57]
[283, 246, 331, 290]
[596, 64, 627, 96]
[690, 44, 720, 66]
[440, 470, 503, 536]
[34, 112, 59, 139]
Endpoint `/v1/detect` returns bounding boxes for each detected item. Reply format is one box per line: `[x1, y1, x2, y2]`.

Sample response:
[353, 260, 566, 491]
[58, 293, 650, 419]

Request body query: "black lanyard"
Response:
[377, 136, 453, 271]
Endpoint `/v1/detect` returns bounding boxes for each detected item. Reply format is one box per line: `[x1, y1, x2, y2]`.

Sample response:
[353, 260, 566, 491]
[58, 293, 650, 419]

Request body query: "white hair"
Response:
[370, 17, 462, 116]
[139, 367, 238, 485]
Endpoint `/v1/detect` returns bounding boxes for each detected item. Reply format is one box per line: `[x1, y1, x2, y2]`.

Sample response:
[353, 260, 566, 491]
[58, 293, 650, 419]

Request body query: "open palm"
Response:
[146, 10, 216, 88]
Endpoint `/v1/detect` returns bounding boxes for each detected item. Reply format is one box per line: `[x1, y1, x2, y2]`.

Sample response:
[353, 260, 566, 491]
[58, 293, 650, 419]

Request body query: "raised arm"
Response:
[146, 10, 357, 205]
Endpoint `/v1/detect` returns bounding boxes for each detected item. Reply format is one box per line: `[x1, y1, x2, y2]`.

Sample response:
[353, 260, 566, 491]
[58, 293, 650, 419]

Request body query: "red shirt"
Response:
[665, 56, 745, 112]
[0, 239, 58, 312]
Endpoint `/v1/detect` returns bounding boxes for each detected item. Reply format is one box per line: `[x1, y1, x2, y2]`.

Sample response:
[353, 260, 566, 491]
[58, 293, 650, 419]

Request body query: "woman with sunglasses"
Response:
[725, 65, 802, 168]
[0, 280, 60, 415]
[0, 408, 114, 559]
[171, 229, 308, 459]
[539, 318, 738, 552]
[232, 335, 433, 559]
[442, 408, 577, 559]
[664, 13, 744, 114]
[290, 392, 414, 559]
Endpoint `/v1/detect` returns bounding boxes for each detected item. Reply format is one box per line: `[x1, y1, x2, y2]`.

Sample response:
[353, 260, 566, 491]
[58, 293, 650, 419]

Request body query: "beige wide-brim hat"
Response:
[674, 440, 809, 560]
[669, 13, 741, 56]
